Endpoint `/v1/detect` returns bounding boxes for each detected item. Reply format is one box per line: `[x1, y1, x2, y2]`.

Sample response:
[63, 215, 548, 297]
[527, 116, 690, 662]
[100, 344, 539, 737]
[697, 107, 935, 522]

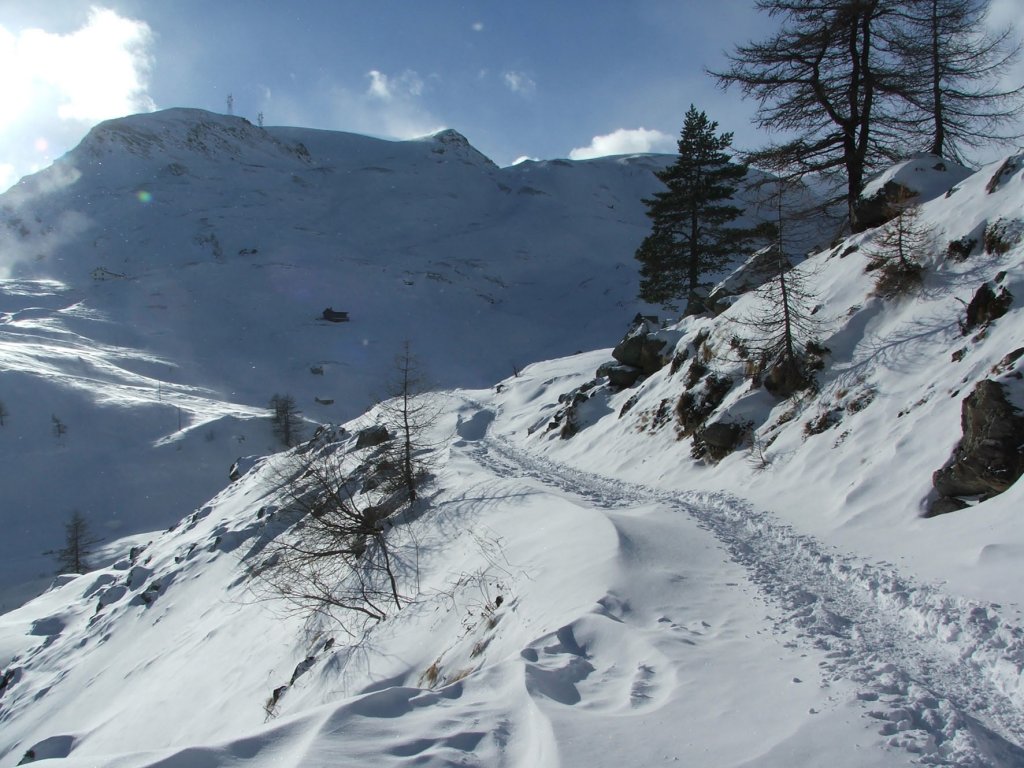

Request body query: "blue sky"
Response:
[0, 1, 772, 189]
[1, 1, 1021, 191]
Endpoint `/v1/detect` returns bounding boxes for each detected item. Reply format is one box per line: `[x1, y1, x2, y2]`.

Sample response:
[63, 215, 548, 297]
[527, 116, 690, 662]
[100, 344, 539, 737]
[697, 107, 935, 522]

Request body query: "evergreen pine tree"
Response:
[635, 105, 749, 311]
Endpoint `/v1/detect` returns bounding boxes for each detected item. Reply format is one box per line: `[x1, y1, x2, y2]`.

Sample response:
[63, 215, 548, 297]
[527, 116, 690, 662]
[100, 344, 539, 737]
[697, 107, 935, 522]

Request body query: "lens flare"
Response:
[136, 190, 152, 203]
[34, 137, 49, 153]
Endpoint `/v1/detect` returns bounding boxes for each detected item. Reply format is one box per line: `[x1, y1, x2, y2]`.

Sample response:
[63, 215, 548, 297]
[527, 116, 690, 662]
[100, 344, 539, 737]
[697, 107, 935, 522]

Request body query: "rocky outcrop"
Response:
[853, 180, 918, 231]
[355, 424, 391, 449]
[597, 314, 680, 389]
[694, 421, 746, 462]
[964, 283, 1013, 333]
[596, 362, 643, 390]
[929, 379, 1024, 516]
[704, 245, 791, 315]
[611, 314, 670, 375]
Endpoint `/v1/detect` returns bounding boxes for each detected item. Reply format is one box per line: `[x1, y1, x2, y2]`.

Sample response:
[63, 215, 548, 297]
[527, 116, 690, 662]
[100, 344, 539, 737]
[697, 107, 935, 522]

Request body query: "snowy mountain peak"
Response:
[73, 108, 311, 168]
[421, 127, 498, 169]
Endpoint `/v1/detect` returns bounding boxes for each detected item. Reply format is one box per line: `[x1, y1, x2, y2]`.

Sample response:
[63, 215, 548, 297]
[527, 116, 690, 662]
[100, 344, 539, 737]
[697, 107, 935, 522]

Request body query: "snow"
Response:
[0, 109, 678, 607]
[2, 108, 1024, 766]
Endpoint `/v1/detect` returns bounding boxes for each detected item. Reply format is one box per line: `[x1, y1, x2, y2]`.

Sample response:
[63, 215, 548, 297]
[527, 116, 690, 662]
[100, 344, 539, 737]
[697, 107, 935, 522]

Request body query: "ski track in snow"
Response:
[468, 421, 1024, 767]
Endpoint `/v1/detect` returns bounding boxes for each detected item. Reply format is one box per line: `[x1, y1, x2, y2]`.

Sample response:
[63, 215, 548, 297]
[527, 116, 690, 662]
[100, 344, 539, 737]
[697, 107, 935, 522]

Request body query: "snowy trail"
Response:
[467, 419, 1024, 767]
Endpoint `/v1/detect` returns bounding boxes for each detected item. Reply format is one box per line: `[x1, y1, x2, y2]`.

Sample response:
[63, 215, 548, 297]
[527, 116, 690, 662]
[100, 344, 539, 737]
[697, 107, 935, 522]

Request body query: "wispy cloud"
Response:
[569, 127, 674, 160]
[472, 21, 484, 32]
[502, 71, 536, 96]
[366, 69, 425, 101]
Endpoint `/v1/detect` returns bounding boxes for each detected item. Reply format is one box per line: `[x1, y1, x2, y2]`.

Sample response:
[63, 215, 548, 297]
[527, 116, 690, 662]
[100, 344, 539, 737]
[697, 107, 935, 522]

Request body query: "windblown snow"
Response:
[2, 112, 1024, 767]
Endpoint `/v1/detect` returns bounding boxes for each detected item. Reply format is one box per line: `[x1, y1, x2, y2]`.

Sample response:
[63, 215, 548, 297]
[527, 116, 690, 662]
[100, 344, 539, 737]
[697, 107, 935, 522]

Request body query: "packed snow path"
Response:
[463, 412, 1024, 767]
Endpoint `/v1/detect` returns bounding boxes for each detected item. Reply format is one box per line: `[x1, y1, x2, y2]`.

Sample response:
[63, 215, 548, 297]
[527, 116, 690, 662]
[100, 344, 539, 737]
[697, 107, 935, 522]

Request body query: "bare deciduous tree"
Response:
[866, 197, 931, 297]
[712, 0, 905, 231]
[739, 179, 822, 397]
[376, 342, 441, 505]
[47, 511, 102, 574]
[51, 414, 67, 444]
[884, 0, 1023, 162]
[269, 394, 303, 447]
[250, 432, 424, 629]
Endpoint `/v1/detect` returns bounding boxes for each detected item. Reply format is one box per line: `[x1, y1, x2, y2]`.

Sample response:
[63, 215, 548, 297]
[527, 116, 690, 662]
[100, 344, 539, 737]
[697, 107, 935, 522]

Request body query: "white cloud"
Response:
[502, 71, 535, 96]
[512, 155, 538, 165]
[0, 7, 155, 191]
[366, 69, 425, 101]
[569, 127, 675, 160]
[472, 21, 484, 32]
[0, 7, 154, 127]
[366, 70, 392, 100]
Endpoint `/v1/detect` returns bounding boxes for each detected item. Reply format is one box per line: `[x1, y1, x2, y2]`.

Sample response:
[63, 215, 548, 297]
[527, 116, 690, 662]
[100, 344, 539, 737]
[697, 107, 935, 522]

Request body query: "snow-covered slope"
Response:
[0, 108, 684, 606]
[511, 153, 1024, 605]
[4, 117, 1024, 767]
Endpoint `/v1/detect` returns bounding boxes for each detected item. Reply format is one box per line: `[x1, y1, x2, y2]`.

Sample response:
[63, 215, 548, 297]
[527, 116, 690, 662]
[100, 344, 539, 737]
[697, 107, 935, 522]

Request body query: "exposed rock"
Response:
[985, 153, 1023, 194]
[676, 374, 733, 436]
[543, 379, 606, 439]
[705, 245, 791, 314]
[963, 283, 1013, 333]
[992, 347, 1024, 377]
[596, 361, 643, 390]
[611, 314, 673, 375]
[853, 180, 918, 231]
[945, 235, 977, 262]
[695, 421, 746, 461]
[355, 424, 391, 449]
[926, 496, 969, 517]
[930, 380, 1024, 511]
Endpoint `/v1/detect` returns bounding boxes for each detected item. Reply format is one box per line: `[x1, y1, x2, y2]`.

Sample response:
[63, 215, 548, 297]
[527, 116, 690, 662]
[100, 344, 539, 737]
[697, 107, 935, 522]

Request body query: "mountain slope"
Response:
[4, 118, 1024, 767]
[0, 109, 675, 606]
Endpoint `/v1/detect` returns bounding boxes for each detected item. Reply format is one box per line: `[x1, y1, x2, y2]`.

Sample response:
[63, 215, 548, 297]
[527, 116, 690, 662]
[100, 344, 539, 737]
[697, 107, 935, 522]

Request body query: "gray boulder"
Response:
[853, 179, 918, 231]
[705, 245, 791, 315]
[930, 379, 1024, 514]
[611, 314, 673, 375]
[963, 282, 1013, 333]
[596, 361, 643, 390]
[355, 424, 391, 449]
[697, 421, 745, 461]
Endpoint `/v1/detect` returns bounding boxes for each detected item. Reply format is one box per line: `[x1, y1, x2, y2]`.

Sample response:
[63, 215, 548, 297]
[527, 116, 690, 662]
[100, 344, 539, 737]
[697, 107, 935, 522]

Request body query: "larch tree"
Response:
[741, 177, 821, 397]
[50, 511, 102, 574]
[377, 342, 440, 505]
[269, 394, 303, 447]
[884, 0, 1023, 162]
[712, 0, 907, 231]
[865, 193, 931, 297]
[635, 105, 750, 311]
